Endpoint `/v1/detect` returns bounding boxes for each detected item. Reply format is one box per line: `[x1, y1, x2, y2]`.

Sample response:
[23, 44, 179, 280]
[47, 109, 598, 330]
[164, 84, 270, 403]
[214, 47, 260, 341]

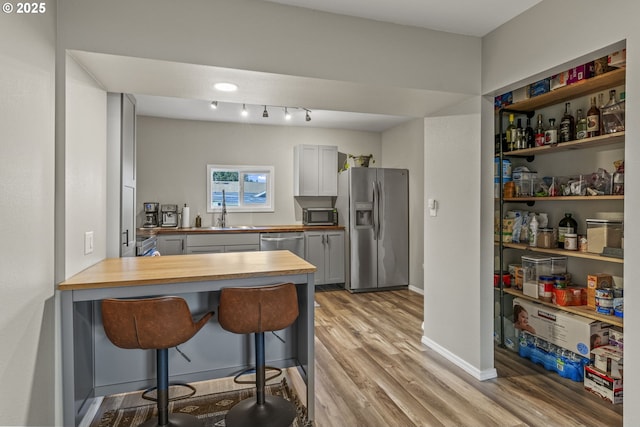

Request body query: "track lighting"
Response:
[210, 101, 218, 109]
[263, 106, 269, 118]
[305, 110, 311, 122]
[241, 104, 248, 117]
[284, 107, 291, 120]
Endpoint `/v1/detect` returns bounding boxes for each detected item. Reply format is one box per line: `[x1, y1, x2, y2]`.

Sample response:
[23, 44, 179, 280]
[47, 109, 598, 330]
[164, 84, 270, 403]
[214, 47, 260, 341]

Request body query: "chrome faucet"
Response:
[217, 189, 227, 227]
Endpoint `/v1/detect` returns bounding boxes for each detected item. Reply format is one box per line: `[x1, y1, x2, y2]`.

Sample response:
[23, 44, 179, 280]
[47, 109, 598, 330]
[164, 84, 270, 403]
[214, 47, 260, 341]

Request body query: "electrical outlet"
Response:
[84, 231, 94, 255]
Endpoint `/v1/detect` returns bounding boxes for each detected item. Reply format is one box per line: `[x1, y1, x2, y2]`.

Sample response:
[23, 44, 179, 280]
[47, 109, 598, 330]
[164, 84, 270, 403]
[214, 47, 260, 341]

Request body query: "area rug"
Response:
[91, 378, 312, 427]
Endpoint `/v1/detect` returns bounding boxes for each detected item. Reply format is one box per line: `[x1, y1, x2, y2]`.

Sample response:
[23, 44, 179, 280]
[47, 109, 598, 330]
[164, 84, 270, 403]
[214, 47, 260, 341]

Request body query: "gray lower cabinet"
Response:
[156, 234, 185, 255]
[304, 230, 345, 285]
[186, 233, 260, 254]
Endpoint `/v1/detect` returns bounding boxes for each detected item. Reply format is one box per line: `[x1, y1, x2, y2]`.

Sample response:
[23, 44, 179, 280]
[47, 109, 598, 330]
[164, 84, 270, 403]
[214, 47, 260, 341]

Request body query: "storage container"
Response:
[521, 255, 552, 287]
[586, 219, 623, 253]
[538, 228, 555, 248]
[550, 256, 568, 274]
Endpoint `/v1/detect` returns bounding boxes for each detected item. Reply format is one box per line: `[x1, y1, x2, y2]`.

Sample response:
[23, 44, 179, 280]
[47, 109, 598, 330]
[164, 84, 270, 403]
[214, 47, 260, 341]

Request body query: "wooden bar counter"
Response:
[58, 250, 316, 427]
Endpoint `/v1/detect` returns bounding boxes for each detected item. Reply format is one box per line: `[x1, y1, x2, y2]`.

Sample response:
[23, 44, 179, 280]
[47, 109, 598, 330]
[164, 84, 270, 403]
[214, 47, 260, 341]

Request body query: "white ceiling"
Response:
[73, 1, 542, 132]
[262, 0, 542, 37]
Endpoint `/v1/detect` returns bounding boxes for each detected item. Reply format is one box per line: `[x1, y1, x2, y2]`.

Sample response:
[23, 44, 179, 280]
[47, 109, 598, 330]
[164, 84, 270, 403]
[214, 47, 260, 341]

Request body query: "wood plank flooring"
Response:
[90, 287, 623, 427]
[313, 286, 623, 427]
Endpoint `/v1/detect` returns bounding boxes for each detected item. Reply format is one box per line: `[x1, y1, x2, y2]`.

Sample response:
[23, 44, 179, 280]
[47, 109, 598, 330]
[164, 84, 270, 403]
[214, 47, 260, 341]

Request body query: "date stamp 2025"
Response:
[3, 2, 47, 14]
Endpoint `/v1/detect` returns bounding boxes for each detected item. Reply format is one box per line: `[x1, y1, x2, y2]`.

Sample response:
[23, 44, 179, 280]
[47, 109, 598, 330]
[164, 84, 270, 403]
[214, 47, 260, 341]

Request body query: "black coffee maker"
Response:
[143, 202, 159, 228]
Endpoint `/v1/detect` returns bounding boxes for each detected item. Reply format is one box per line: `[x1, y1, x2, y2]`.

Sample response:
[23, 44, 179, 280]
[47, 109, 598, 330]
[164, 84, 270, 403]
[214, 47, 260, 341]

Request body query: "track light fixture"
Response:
[305, 109, 311, 122]
[241, 104, 248, 117]
[210, 101, 218, 109]
[284, 107, 291, 120]
[263, 106, 269, 118]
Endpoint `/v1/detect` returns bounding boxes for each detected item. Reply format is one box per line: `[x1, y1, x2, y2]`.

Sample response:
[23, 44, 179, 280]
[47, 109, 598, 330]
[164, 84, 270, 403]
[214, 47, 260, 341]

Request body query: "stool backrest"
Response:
[218, 283, 298, 334]
[102, 296, 206, 350]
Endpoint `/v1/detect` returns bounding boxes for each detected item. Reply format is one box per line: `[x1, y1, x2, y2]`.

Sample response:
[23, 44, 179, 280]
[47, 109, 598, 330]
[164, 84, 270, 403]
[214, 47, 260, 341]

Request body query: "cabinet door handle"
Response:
[122, 229, 129, 246]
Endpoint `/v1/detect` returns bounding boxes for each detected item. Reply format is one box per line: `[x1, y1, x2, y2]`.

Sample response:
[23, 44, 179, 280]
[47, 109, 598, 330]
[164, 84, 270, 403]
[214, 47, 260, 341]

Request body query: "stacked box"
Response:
[567, 62, 595, 85]
[584, 365, 623, 404]
[587, 273, 613, 309]
[513, 298, 610, 356]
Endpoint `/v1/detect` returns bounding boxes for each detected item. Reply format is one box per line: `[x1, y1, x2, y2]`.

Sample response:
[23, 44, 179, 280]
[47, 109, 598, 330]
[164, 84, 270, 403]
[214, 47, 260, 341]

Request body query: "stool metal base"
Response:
[225, 395, 297, 427]
[139, 412, 202, 427]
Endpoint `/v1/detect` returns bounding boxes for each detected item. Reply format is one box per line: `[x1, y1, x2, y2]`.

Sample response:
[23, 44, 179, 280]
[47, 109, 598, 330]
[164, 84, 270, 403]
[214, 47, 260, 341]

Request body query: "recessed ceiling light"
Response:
[213, 82, 238, 92]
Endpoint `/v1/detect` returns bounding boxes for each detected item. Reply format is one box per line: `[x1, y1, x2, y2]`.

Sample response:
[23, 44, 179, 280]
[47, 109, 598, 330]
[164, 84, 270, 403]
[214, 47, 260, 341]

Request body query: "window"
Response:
[207, 164, 274, 213]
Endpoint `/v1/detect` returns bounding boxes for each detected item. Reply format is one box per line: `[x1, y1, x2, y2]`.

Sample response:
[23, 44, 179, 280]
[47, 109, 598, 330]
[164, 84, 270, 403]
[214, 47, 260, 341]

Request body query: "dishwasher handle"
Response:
[260, 236, 305, 242]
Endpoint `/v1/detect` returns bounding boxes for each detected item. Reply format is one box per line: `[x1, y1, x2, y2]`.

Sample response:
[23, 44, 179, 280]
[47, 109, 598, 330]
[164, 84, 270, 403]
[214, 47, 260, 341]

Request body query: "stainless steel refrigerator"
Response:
[336, 167, 409, 292]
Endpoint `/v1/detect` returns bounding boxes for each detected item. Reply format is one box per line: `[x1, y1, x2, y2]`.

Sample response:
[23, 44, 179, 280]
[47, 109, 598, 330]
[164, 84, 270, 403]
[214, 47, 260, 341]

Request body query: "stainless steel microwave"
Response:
[303, 208, 338, 226]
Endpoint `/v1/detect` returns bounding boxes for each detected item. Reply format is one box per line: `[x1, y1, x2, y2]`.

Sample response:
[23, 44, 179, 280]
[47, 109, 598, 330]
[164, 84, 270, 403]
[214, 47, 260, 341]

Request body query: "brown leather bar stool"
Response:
[218, 283, 299, 427]
[102, 296, 214, 427]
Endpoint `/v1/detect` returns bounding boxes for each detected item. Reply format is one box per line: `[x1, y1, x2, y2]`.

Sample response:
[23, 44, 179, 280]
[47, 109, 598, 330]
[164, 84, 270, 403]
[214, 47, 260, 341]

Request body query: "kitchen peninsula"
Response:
[58, 250, 316, 427]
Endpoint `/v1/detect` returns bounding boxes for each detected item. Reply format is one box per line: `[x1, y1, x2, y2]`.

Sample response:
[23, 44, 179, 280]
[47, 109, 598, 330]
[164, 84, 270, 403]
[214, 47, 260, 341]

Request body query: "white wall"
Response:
[64, 55, 108, 275]
[422, 103, 495, 378]
[483, 0, 640, 423]
[0, 6, 56, 425]
[137, 117, 381, 226]
[382, 118, 425, 291]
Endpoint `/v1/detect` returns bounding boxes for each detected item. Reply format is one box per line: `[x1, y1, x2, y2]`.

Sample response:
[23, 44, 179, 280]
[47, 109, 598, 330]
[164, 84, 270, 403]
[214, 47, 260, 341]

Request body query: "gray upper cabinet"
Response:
[107, 93, 137, 258]
[293, 145, 338, 196]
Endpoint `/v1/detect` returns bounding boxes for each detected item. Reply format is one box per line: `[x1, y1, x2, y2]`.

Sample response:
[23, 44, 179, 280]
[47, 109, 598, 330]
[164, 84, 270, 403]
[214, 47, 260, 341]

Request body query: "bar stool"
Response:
[218, 283, 299, 427]
[102, 296, 214, 427]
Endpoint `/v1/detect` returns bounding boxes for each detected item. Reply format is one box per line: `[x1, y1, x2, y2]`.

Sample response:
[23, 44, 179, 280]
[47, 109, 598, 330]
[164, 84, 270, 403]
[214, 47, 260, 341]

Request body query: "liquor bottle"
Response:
[545, 118, 558, 145]
[586, 96, 600, 138]
[598, 92, 606, 134]
[557, 213, 577, 249]
[525, 117, 534, 148]
[534, 114, 545, 147]
[505, 114, 515, 150]
[602, 89, 621, 134]
[515, 128, 525, 150]
[575, 109, 587, 140]
[559, 102, 575, 142]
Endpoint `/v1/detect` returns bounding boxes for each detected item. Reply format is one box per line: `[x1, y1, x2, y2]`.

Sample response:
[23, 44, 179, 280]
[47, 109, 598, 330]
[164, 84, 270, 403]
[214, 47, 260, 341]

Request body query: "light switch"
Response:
[85, 231, 94, 255]
[427, 199, 438, 217]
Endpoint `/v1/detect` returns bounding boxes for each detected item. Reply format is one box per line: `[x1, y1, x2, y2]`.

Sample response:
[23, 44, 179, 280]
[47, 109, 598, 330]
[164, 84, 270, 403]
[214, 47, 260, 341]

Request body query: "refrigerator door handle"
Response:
[376, 180, 382, 240]
[372, 181, 378, 240]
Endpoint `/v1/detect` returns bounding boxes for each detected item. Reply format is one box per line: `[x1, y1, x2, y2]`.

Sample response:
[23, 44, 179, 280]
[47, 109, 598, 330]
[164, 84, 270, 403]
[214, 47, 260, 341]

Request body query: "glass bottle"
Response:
[557, 213, 578, 249]
[586, 96, 600, 138]
[505, 114, 516, 150]
[534, 114, 545, 147]
[598, 92, 606, 134]
[575, 109, 587, 140]
[559, 102, 575, 142]
[545, 118, 558, 145]
[525, 117, 534, 148]
[515, 128, 525, 150]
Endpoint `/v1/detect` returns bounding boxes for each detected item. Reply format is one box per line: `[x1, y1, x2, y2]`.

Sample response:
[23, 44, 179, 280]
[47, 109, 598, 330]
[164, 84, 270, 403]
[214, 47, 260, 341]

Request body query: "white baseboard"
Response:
[421, 335, 498, 381]
[408, 285, 424, 295]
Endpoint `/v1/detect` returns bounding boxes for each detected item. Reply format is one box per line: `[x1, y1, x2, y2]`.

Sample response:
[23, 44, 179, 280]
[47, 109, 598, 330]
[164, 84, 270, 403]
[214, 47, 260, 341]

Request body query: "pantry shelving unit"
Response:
[495, 66, 625, 350]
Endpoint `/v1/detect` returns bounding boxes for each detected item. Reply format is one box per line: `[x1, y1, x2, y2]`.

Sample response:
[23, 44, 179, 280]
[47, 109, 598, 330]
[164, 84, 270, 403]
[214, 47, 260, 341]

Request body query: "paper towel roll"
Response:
[182, 205, 190, 227]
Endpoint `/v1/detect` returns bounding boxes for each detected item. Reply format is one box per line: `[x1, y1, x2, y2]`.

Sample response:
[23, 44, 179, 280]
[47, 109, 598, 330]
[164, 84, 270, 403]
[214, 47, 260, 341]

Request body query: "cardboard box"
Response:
[529, 78, 550, 97]
[552, 287, 586, 306]
[550, 72, 569, 90]
[609, 327, 623, 351]
[513, 298, 610, 356]
[512, 86, 530, 103]
[587, 274, 613, 309]
[608, 49, 626, 68]
[567, 62, 595, 85]
[592, 345, 623, 378]
[584, 365, 623, 404]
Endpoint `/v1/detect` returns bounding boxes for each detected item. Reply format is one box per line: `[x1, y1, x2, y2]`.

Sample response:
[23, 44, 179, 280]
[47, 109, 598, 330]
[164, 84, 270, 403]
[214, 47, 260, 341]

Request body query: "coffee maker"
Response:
[161, 204, 179, 227]
[143, 202, 159, 228]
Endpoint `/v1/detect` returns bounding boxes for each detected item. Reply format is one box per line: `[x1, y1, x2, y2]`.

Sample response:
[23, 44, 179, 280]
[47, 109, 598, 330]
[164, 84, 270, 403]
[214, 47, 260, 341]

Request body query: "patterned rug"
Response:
[91, 378, 312, 427]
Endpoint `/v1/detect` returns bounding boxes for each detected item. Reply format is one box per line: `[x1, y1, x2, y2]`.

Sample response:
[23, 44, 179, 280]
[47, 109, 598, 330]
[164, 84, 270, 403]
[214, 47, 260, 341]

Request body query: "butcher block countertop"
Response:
[58, 250, 316, 291]
[137, 224, 344, 236]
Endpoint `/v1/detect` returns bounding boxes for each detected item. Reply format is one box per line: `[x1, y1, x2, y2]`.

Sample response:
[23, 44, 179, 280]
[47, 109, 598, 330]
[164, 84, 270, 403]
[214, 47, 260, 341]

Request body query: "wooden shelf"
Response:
[503, 132, 624, 157]
[504, 68, 626, 113]
[501, 242, 624, 264]
[501, 288, 623, 328]
[504, 195, 624, 202]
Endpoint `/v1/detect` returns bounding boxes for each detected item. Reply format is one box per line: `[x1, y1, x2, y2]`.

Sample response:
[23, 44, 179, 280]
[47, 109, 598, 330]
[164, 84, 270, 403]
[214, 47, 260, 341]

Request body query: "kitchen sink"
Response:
[225, 225, 255, 229]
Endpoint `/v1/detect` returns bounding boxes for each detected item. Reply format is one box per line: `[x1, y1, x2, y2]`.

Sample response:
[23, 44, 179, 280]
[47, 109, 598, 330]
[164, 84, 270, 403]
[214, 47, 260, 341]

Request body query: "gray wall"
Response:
[483, 1, 640, 423]
[137, 116, 381, 226]
[0, 5, 56, 425]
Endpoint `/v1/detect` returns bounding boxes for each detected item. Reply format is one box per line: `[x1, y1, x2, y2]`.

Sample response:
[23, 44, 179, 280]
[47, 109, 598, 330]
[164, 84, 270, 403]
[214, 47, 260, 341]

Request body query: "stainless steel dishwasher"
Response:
[259, 232, 305, 258]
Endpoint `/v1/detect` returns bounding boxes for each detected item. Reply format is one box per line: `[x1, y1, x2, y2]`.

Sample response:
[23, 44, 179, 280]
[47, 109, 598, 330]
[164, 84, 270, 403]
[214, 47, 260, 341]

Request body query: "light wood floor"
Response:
[91, 287, 623, 427]
[313, 286, 623, 427]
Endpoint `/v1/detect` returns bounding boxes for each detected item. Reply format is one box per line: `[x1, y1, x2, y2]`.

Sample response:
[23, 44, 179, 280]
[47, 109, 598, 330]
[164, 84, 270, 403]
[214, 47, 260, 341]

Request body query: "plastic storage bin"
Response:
[586, 219, 623, 253]
[551, 256, 568, 275]
[521, 255, 551, 298]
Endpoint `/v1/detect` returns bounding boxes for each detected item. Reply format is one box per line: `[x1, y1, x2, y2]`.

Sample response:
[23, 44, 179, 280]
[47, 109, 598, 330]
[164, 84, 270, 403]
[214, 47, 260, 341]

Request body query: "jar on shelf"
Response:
[538, 275, 555, 302]
[538, 228, 555, 248]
